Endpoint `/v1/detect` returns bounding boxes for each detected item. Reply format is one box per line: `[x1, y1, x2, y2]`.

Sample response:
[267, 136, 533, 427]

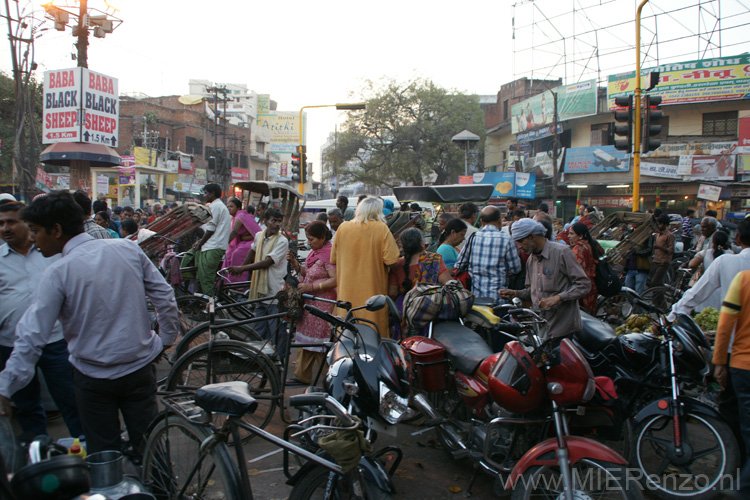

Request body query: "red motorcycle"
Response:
[408, 306, 643, 500]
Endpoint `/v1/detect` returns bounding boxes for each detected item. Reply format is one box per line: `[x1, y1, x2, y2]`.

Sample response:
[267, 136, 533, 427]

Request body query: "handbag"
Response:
[452, 232, 476, 291]
[594, 257, 622, 298]
[403, 281, 474, 331]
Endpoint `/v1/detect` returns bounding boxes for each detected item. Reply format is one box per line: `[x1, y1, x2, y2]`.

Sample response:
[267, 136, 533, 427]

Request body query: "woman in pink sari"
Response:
[223, 197, 262, 283]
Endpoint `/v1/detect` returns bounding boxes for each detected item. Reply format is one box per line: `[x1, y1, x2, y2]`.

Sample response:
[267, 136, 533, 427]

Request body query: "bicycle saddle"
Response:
[195, 381, 258, 417]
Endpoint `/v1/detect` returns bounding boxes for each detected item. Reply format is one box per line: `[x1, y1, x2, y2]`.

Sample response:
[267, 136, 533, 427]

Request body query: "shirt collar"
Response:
[536, 240, 552, 260]
[481, 224, 500, 233]
[0, 242, 39, 257]
[741, 247, 750, 255]
[62, 232, 95, 256]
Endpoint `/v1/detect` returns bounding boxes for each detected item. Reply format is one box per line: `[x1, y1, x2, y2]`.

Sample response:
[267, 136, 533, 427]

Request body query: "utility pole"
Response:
[550, 91, 561, 210]
[76, 0, 88, 68]
[632, 0, 652, 212]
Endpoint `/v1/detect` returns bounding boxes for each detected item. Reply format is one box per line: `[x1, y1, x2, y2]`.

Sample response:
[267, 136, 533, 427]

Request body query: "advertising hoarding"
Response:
[511, 80, 597, 134]
[563, 146, 630, 174]
[257, 112, 305, 154]
[472, 172, 536, 199]
[43, 68, 82, 143]
[607, 54, 750, 109]
[679, 155, 735, 180]
[81, 69, 118, 146]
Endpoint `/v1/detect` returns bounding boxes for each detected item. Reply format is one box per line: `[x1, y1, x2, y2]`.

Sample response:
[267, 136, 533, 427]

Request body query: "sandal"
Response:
[285, 377, 306, 387]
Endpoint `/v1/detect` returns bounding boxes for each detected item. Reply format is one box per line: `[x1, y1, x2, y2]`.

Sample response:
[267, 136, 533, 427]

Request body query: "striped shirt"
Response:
[456, 224, 521, 300]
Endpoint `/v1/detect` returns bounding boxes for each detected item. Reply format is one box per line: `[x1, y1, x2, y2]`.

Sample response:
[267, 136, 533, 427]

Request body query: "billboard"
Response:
[564, 146, 630, 174]
[43, 67, 119, 146]
[607, 54, 750, 109]
[43, 68, 82, 143]
[471, 172, 537, 199]
[511, 80, 597, 134]
[257, 112, 305, 153]
[679, 155, 735, 180]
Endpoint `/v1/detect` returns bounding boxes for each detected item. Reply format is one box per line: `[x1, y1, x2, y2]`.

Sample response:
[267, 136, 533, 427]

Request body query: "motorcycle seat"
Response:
[195, 381, 258, 417]
[473, 297, 496, 307]
[432, 321, 493, 375]
[575, 312, 618, 352]
[328, 323, 382, 364]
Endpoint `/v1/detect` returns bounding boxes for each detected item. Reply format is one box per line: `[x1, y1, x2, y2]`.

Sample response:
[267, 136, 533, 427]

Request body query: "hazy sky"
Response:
[2, 0, 748, 181]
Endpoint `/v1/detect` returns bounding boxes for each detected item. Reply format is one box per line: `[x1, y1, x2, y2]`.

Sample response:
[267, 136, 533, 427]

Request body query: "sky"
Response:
[2, 0, 749, 182]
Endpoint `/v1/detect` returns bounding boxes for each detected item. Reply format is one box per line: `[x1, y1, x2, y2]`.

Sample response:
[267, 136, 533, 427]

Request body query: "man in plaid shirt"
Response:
[455, 205, 521, 302]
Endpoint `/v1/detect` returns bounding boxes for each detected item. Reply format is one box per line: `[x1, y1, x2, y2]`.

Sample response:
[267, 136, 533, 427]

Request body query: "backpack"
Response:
[594, 257, 622, 297]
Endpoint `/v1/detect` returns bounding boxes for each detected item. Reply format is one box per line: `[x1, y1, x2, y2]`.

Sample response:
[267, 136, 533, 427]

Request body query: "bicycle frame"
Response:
[156, 391, 368, 500]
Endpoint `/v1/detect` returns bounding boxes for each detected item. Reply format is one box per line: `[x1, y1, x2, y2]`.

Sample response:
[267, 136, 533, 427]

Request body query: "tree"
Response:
[324, 78, 485, 188]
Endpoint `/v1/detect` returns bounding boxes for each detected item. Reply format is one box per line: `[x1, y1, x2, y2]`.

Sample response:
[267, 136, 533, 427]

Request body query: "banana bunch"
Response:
[615, 314, 652, 335]
[694, 307, 719, 332]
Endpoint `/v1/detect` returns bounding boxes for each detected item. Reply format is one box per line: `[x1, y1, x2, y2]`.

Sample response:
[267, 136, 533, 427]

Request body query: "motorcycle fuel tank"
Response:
[454, 371, 491, 417]
[617, 332, 660, 372]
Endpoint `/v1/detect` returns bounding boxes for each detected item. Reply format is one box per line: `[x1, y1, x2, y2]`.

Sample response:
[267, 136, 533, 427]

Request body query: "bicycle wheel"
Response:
[510, 459, 643, 500]
[172, 321, 263, 362]
[630, 412, 738, 500]
[175, 295, 211, 335]
[641, 286, 678, 312]
[289, 465, 392, 500]
[166, 340, 281, 433]
[141, 413, 242, 500]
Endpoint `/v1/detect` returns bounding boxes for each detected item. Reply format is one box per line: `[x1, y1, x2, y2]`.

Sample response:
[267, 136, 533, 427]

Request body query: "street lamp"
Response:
[298, 102, 366, 195]
[451, 130, 480, 177]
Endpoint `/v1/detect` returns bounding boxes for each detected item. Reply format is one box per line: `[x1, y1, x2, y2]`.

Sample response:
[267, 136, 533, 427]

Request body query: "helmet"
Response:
[545, 339, 596, 406]
[488, 341, 545, 414]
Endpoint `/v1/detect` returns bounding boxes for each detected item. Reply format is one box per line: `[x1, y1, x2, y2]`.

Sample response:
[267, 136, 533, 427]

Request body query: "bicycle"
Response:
[141, 382, 397, 500]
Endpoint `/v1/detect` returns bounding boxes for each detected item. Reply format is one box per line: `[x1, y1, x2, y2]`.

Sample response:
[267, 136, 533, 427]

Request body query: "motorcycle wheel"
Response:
[629, 412, 738, 500]
[430, 385, 471, 460]
[289, 465, 392, 500]
[510, 459, 643, 500]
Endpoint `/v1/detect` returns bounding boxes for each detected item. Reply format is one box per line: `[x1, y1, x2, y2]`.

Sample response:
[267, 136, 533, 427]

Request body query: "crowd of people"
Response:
[4, 185, 750, 496]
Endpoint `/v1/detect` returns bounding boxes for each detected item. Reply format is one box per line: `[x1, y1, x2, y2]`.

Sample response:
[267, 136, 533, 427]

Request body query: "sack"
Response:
[594, 258, 622, 297]
[403, 281, 474, 331]
[452, 232, 476, 291]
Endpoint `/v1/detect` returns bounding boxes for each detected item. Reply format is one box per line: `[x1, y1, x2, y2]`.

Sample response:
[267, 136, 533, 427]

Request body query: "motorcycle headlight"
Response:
[379, 381, 410, 424]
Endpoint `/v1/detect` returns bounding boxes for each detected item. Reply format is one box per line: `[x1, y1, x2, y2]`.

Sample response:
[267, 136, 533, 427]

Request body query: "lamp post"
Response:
[451, 130, 480, 178]
[298, 102, 366, 195]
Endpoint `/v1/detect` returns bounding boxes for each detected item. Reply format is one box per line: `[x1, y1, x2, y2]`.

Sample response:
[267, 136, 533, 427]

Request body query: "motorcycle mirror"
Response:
[385, 296, 401, 324]
[365, 295, 387, 311]
[512, 297, 523, 307]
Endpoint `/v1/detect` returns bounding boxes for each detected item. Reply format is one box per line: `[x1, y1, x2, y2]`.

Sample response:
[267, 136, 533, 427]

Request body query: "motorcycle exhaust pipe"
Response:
[412, 393, 440, 422]
[412, 394, 469, 453]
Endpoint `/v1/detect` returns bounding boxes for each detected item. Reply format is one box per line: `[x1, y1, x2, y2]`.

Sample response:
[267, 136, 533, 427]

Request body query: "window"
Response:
[255, 169, 264, 181]
[256, 142, 265, 154]
[590, 123, 612, 146]
[703, 111, 738, 136]
[186, 136, 203, 156]
[503, 100, 509, 120]
[240, 155, 248, 170]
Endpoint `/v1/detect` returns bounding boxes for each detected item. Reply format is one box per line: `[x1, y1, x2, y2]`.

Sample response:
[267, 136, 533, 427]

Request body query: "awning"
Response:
[40, 142, 121, 167]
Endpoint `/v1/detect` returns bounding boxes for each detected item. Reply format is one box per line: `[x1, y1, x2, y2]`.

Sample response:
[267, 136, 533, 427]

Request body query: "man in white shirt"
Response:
[228, 209, 289, 359]
[193, 183, 231, 295]
[0, 191, 179, 454]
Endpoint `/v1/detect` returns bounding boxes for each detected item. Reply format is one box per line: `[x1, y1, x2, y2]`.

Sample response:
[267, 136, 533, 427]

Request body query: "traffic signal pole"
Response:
[632, 0, 650, 212]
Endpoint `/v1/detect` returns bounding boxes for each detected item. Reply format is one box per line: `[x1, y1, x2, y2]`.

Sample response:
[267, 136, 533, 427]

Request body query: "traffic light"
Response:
[300, 150, 308, 185]
[613, 95, 633, 153]
[291, 149, 302, 182]
[642, 95, 663, 153]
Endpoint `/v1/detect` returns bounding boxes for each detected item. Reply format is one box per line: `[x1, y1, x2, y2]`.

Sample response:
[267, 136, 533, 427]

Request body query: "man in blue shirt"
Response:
[0, 201, 82, 438]
[0, 192, 180, 454]
[455, 205, 521, 302]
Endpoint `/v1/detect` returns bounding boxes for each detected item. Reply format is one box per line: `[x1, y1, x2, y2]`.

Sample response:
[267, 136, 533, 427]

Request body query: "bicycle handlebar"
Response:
[289, 392, 356, 428]
[303, 304, 358, 333]
[300, 293, 352, 310]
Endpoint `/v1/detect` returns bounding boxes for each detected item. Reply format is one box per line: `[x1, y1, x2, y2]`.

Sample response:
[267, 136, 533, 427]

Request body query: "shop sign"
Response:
[641, 160, 682, 179]
[607, 54, 750, 109]
[458, 176, 473, 185]
[728, 212, 750, 219]
[231, 168, 249, 182]
[179, 154, 193, 173]
[165, 160, 179, 174]
[515, 173, 536, 199]
[517, 123, 563, 143]
[512, 80, 596, 134]
[118, 166, 135, 186]
[582, 196, 633, 209]
[645, 142, 737, 158]
[680, 155, 735, 180]
[697, 184, 722, 202]
[81, 69, 118, 146]
[739, 117, 750, 154]
[35, 168, 53, 192]
[731, 185, 750, 198]
[564, 146, 630, 174]
[120, 155, 135, 167]
[609, 184, 687, 196]
[96, 175, 109, 194]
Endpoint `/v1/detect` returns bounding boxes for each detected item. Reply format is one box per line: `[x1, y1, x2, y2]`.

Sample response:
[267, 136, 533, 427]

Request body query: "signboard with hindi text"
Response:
[607, 54, 750, 109]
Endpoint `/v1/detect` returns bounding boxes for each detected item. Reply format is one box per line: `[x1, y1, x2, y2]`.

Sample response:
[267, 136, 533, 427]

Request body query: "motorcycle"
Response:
[570, 287, 739, 500]
[406, 304, 642, 500]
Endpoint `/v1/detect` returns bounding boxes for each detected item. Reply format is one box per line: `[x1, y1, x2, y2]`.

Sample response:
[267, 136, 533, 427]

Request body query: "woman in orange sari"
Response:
[568, 222, 603, 315]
